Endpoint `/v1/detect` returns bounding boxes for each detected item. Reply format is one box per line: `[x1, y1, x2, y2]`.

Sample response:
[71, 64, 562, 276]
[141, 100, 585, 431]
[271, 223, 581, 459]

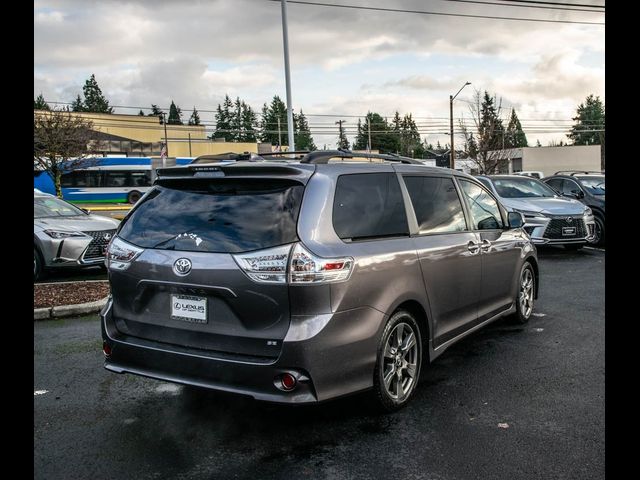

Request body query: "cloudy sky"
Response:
[34, 0, 605, 149]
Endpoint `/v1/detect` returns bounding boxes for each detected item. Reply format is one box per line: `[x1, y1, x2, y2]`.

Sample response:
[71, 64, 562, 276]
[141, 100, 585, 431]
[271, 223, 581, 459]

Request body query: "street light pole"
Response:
[280, 0, 295, 152]
[449, 81, 471, 170]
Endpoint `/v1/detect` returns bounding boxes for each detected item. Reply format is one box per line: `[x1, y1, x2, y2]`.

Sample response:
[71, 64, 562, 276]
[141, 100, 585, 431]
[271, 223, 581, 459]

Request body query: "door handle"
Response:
[480, 239, 492, 252]
[467, 241, 480, 254]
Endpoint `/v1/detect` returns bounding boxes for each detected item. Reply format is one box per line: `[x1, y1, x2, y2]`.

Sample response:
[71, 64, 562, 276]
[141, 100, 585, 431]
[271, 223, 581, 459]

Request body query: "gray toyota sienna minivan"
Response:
[101, 151, 538, 411]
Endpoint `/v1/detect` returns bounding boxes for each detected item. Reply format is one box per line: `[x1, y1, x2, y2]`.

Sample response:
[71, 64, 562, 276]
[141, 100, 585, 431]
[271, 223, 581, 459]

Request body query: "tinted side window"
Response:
[333, 173, 408, 240]
[561, 179, 582, 195]
[545, 178, 562, 193]
[458, 179, 503, 230]
[130, 171, 151, 187]
[403, 176, 467, 234]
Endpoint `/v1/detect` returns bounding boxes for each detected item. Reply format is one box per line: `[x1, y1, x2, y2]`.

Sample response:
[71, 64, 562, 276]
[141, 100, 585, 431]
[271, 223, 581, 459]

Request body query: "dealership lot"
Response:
[34, 247, 604, 480]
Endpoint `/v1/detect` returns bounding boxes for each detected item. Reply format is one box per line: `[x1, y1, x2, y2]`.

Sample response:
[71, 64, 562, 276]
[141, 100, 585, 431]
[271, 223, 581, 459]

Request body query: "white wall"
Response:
[522, 145, 601, 177]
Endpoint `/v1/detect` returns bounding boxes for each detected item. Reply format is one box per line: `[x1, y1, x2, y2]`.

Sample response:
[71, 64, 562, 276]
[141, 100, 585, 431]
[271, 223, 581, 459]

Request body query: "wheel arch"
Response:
[390, 299, 431, 361]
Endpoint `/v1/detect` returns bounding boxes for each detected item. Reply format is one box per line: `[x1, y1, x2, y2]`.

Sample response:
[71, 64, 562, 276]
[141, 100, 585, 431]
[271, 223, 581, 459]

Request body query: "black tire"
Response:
[127, 191, 142, 204]
[34, 247, 42, 282]
[591, 214, 605, 247]
[563, 244, 584, 251]
[371, 310, 423, 412]
[510, 262, 535, 324]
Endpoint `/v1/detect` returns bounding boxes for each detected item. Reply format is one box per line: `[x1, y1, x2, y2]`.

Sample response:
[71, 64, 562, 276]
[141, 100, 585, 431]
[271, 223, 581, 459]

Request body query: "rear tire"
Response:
[371, 310, 422, 412]
[591, 214, 605, 247]
[127, 191, 142, 204]
[510, 262, 535, 324]
[34, 247, 42, 282]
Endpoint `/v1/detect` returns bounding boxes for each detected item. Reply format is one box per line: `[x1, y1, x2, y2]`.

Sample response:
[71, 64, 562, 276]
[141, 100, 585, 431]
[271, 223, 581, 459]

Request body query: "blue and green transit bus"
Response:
[34, 157, 193, 204]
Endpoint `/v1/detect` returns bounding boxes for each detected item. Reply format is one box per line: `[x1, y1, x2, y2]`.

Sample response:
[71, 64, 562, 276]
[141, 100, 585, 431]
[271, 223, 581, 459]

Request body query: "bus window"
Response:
[105, 171, 128, 187]
[130, 171, 151, 187]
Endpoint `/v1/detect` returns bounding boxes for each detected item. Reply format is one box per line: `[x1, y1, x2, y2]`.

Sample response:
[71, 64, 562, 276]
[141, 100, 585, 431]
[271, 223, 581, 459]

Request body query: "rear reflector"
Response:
[280, 373, 297, 391]
[102, 341, 112, 357]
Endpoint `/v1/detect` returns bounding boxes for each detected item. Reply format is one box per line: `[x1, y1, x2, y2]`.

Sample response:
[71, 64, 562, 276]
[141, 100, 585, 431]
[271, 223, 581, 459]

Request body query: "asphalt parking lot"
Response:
[34, 246, 604, 480]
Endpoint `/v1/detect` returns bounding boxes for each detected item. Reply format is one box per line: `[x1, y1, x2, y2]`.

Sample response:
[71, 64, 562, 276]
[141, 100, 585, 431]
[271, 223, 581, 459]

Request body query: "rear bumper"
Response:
[101, 298, 385, 404]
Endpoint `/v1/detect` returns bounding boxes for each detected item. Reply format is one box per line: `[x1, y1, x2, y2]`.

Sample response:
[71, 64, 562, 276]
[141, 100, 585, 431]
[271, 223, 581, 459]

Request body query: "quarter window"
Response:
[333, 173, 409, 240]
[403, 176, 467, 234]
[458, 179, 503, 230]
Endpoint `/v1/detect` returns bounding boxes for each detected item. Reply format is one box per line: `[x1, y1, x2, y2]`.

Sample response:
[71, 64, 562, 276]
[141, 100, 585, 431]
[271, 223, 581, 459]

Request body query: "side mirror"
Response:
[81, 208, 91, 214]
[507, 211, 524, 229]
[573, 190, 585, 199]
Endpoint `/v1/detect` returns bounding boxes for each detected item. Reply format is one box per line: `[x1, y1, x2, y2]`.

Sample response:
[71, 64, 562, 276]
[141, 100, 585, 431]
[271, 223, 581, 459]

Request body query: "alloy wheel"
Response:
[519, 268, 534, 319]
[382, 322, 419, 401]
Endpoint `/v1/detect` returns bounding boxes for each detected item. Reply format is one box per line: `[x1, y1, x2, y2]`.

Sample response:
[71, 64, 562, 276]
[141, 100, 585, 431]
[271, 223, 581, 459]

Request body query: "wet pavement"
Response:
[34, 247, 605, 480]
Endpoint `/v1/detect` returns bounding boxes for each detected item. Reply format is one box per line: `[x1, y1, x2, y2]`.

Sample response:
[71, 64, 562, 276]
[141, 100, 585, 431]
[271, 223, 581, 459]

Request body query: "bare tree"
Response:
[34, 110, 98, 198]
[459, 90, 518, 174]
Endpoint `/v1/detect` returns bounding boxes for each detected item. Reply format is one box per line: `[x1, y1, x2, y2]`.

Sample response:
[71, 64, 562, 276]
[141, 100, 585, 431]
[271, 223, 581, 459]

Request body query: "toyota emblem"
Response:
[104, 233, 112, 241]
[173, 258, 192, 276]
[566, 217, 573, 224]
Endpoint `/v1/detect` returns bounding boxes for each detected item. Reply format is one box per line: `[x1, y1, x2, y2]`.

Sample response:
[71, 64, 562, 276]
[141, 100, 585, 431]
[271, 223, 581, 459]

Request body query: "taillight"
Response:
[106, 236, 144, 271]
[233, 243, 354, 284]
[233, 244, 291, 283]
[289, 243, 353, 283]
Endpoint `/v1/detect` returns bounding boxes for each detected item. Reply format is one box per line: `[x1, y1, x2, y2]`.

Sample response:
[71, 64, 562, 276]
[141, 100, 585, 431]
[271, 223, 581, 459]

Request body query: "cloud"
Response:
[34, 0, 604, 146]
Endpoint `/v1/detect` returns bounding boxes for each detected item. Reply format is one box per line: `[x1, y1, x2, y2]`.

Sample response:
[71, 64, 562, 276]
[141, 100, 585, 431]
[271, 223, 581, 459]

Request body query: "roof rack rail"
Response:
[554, 170, 604, 176]
[299, 149, 423, 165]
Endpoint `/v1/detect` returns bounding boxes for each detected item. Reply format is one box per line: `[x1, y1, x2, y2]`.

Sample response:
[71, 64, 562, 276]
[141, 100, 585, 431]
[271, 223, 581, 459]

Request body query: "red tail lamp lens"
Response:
[281, 373, 297, 391]
[102, 342, 112, 357]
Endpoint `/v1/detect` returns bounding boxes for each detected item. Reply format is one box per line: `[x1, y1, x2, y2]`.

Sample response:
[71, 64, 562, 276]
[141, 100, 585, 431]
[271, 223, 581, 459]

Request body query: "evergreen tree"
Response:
[568, 94, 605, 146]
[230, 97, 243, 141]
[505, 108, 528, 148]
[149, 104, 164, 124]
[569, 94, 607, 168]
[82, 74, 113, 113]
[400, 113, 421, 157]
[295, 110, 316, 150]
[353, 112, 398, 153]
[336, 120, 349, 149]
[260, 96, 289, 146]
[167, 100, 183, 125]
[188, 107, 201, 125]
[34, 94, 51, 110]
[71, 94, 85, 112]
[211, 95, 234, 141]
[138, 109, 145, 116]
[240, 102, 257, 142]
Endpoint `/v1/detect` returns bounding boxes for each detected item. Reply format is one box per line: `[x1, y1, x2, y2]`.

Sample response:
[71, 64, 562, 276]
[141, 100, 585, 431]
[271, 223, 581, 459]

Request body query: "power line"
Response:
[266, 0, 605, 25]
[494, 0, 604, 9]
[435, 0, 604, 13]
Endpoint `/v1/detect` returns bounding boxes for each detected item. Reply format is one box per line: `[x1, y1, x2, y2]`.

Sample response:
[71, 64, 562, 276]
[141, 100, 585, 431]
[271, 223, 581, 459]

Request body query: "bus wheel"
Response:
[127, 191, 142, 204]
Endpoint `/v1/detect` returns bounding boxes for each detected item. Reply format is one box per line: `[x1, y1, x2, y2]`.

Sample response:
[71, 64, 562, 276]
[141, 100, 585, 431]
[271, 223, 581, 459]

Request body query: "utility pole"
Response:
[162, 112, 168, 168]
[449, 81, 471, 170]
[280, 0, 295, 152]
[367, 116, 372, 153]
[449, 95, 454, 170]
[188, 133, 192, 157]
[277, 117, 282, 149]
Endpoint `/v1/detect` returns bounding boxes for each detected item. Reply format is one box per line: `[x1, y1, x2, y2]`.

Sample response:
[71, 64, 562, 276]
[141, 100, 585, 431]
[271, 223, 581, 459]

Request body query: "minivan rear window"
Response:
[333, 173, 409, 241]
[117, 179, 304, 253]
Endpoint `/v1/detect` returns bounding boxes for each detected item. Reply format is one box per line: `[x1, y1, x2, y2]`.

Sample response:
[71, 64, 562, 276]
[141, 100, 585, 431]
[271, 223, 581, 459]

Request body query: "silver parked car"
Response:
[476, 175, 595, 251]
[34, 192, 120, 281]
[102, 151, 538, 411]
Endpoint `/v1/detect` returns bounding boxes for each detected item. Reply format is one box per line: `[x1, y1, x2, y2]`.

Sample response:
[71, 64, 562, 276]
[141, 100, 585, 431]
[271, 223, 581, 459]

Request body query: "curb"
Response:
[34, 296, 108, 321]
